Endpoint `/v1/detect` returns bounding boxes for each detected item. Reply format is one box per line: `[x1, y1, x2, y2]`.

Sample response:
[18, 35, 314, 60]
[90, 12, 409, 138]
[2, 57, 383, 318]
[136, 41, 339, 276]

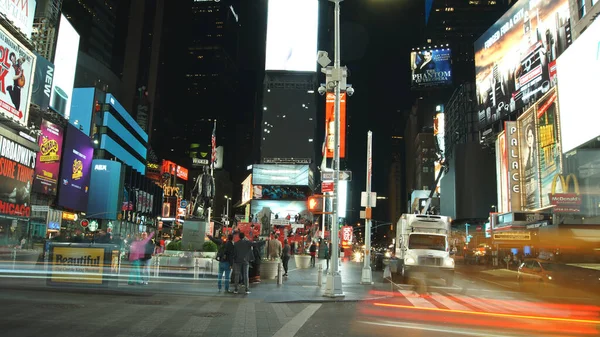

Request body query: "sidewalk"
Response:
[0, 258, 393, 303]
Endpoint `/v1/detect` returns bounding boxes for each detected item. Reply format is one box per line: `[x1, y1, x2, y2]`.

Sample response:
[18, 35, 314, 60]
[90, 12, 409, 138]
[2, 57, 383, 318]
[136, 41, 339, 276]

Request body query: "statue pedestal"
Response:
[182, 220, 209, 251]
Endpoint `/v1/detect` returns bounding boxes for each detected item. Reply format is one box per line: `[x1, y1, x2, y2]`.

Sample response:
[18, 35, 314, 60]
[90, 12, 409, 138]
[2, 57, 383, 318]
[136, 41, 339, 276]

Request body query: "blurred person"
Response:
[324, 241, 331, 270]
[309, 241, 317, 267]
[128, 234, 143, 285]
[139, 232, 155, 285]
[250, 236, 267, 283]
[282, 239, 291, 277]
[267, 234, 282, 260]
[232, 232, 262, 294]
[207, 233, 235, 293]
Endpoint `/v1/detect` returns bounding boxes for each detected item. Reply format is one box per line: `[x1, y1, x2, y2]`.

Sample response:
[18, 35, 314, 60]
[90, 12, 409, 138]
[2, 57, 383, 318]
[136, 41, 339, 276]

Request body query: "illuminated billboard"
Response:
[518, 109, 540, 210]
[410, 48, 452, 88]
[265, 0, 319, 72]
[557, 19, 600, 153]
[505, 121, 522, 211]
[496, 131, 509, 213]
[241, 174, 253, 205]
[535, 89, 562, 207]
[0, 131, 36, 218]
[252, 164, 311, 186]
[325, 92, 346, 159]
[50, 15, 80, 119]
[0, 24, 36, 126]
[475, 0, 571, 127]
[0, 0, 36, 38]
[57, 124, 94, 212]
[32, 120, 63, 195]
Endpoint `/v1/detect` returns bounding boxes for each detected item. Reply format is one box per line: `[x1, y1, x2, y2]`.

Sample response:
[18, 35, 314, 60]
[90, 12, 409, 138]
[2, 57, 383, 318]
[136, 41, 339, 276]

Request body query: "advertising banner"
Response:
[0, 134, 36, 217]
[31, 53, 54, 110]
[265, 0, 319, 72]
[251, 199, 311, 236]
[0, 0, 36, 38]
[32, 120, 63, 195]
[252, 164, 310, 186]
[548, 174, 581, 213]
[252, 185, 310, 200]
[176, 165, 188, 180]
[410, 48, 452, 88]
[241, 174, 253, 205]
[505, 121, 522, 211]
[341, 225, 353, 246]
[49, 245, 105, 285]
[536, 90, 562, 207]
[50, 15, 80, 119]
[87, 160, 122, 220]
[496, 131, 509, 212]
[475, 0, 571, 128]
[57, 124, 94, 212]
[325, 92, 346, 159]
[518, 109, 541, 210]
[0, 24, 36, 126]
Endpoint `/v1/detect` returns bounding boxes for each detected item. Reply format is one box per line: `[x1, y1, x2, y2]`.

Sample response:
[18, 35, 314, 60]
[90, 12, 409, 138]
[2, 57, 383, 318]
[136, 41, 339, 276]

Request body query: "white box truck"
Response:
[391, 214, 455, 286]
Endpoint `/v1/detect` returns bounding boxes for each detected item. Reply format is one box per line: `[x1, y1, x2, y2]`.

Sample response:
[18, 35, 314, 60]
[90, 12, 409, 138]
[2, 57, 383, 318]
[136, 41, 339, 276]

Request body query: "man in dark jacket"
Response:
[232, 232, 263, 294]
[207, 234, 235, 292]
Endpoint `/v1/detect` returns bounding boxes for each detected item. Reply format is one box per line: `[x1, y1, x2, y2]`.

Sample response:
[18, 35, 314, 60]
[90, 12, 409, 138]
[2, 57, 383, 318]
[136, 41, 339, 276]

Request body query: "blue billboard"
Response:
[69, 88, 96, 136]
[87, 160, 123, 220]
[410, 48, 453, 88]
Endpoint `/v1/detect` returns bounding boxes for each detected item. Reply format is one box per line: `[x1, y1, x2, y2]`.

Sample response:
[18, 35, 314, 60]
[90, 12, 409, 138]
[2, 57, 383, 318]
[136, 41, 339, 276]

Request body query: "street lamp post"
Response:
[322, 0, 345, 298]
[224, 196, 231, 219]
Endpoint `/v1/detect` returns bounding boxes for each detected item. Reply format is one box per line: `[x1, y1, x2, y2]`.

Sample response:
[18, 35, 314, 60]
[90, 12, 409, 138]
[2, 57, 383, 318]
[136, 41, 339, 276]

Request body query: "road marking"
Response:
[475, 276, 516, 289]
[273, 304, 321, 337]
[429, 292, 471, 311]
[358, 320, 516, 337]
[397, 289, 437, 308]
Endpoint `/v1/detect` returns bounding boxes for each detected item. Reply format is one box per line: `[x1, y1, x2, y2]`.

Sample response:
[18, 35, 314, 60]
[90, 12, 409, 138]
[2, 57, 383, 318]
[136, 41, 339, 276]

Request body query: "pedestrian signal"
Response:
[307, 195, 330, 214]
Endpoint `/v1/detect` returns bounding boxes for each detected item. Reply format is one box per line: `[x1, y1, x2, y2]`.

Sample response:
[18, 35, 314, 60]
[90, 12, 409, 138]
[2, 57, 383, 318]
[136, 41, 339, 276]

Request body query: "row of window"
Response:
[579, 0, 599, 19]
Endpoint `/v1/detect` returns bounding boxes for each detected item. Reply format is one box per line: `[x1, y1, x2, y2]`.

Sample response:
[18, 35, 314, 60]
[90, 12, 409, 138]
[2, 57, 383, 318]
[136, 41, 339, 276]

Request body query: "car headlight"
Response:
[546, 275, 552, 280]
[405, 257, 416, 265]
[444, 258, 455, 267]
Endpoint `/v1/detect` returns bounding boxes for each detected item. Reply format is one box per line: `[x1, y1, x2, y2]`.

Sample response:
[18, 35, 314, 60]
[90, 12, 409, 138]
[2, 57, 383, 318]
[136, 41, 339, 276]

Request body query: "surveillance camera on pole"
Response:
[317, 50, 331, 68]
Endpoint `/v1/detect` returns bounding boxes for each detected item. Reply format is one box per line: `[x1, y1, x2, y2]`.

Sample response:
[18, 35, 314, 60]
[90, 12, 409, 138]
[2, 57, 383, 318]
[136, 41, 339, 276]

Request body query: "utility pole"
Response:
[361, 131, 374, 284]
[322, 0, 345, 298]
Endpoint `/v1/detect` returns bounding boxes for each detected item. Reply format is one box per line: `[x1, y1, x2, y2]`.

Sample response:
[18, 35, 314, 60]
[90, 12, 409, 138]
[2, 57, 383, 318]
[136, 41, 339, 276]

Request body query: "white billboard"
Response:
[0, 24, 36, 126]
[557, 19, 600, 153]
[0, 0, 36, 38]
[265, 0, 319, 72]
[49, 15, 80, 120]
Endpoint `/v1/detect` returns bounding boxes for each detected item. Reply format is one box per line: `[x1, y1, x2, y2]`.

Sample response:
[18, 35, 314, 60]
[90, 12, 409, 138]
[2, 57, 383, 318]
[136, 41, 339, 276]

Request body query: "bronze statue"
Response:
[191, 166, 215, 220]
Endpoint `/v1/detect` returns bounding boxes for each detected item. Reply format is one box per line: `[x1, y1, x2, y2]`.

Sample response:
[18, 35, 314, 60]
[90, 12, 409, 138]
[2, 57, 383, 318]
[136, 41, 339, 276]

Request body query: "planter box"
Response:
[260, 260, 280, 279]
[294, 255, 311, 269]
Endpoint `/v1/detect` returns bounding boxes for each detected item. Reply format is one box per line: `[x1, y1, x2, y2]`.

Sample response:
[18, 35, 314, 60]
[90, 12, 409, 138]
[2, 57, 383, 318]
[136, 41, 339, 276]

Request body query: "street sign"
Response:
[322, 181, 334, 193]
[360, 192, 377, 207]
[322, 170, 352, 181]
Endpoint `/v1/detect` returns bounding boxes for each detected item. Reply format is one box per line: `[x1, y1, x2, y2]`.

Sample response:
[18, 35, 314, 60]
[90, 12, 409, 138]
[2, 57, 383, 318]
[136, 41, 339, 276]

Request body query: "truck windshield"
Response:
[408, 234, 446, 251]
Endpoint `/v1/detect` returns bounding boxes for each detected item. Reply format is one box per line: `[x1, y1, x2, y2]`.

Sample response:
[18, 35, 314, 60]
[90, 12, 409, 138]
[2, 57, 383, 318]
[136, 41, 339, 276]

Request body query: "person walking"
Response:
[208, 233, 235, 293]
[139, 232, 155, 285]
[282, 239, 291, 277]
[128, 234, 143, 285]
[267, 234, 282, 260]
[232, 232, 260, 294]
[324, 241, 331, 270]
[249, 236, 267, 283]
[309, 241, 317, 267]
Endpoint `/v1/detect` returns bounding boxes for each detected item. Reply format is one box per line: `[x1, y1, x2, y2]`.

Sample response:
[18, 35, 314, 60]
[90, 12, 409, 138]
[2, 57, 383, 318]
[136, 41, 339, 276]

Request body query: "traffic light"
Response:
[308, 195, 324, 212]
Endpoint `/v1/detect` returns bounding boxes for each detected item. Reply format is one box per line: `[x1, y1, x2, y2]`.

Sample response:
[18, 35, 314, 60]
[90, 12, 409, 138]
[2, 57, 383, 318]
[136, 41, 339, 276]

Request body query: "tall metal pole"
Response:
[324, 0, 344, 298]
[361, 131, 374, 284]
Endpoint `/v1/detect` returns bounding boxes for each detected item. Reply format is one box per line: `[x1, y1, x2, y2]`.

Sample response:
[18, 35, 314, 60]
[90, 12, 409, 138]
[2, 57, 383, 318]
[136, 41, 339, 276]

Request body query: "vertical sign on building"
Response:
[505, 121, 522, 211]
[326, 92, 346, 158]
[496, 131, 509, 213]
[518, 109, 541, 210]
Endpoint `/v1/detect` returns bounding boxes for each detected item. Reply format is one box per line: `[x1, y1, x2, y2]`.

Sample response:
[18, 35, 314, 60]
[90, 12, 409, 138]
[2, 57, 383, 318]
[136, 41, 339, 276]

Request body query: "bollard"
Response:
[12, 248, 16, 270]
[154, 256, 160, 277]
[277, 261, 283, 285]
[317, 263, 323, 287]
[194, 258, 199, 280]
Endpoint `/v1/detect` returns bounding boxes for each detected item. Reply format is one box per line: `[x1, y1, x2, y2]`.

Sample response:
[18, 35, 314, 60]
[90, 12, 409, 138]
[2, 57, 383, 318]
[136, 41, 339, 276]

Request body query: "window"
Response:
[445, 7, 454, 11]
[578, 0, 586, 18]
[423, 167, 430, 173]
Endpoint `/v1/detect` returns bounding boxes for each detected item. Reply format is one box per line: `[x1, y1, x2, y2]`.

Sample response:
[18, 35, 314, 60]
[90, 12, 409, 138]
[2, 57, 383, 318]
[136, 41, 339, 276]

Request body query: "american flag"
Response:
[211, 120, 217, 166]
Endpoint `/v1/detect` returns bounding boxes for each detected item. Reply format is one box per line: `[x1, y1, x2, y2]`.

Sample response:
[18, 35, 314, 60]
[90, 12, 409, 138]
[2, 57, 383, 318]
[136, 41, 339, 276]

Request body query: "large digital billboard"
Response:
[0, 132, 36, 217]
[87, 160, 122, 220]
[475, 0, 571, 127]
[31, 53, 54, 110]
[0, 24, 36, 126]
[252, 164, 311, 186]
[32, 120, 63, 195]
[252, 185, 310, 200]
[325, 92, 346, 159]
[50, 15, 80, 119]
[251, 199, 311, 235]
[261, 88, 316, 162]
[57, 124, 94, 212]
[557, 19, 600, 153]
[410, 48, 452, 88]
[536, 89, 562, 207]
[518, 109, 541, 210]
[265, 0, 319, 72]
[0, 0, 36, 38]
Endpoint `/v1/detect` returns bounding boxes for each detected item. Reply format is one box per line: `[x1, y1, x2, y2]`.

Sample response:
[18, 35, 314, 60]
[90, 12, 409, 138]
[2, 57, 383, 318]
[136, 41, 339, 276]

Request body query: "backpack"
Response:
[216, 243, 226, 261]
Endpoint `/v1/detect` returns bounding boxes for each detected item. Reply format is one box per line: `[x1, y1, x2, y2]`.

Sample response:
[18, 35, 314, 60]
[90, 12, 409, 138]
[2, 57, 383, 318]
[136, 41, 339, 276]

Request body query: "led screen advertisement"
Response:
[32, 120, 63, 195]
[261, 88, 316, 162]
[518, 109, 541, 210]
[475, 0, 571, 128]
[252, 185, 310, 200]
[265, 0, 318, 72]
[557, 19, 600, 153]
[31, 53, 54, 110]
[251, 199, 312, 236]
[57, 124, 94, 212]
[87, 160, 122, 220]
[0, 24, 36, 126]
[0, 133, 36, 217]
[0, 0, 36, 38]
[252, 164, 310, 186]
[535, 89, 562, 207]
[410, 48, 452, 88]
[325, 92, 346, 159]
[50, 15, 80, 119]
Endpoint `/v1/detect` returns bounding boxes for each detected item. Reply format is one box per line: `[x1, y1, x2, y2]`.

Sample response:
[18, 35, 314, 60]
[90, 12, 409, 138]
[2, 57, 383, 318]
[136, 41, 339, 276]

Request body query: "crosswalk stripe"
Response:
[397, 289, 437, 308]
[429, 292, 472, 311]
[462, 295, 508, 313]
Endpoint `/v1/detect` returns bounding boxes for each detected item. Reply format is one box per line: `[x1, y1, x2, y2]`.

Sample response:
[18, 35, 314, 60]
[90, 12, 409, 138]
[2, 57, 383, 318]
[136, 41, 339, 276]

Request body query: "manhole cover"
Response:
[39, 303, 85, 309]
[125, 300, 168, 306]
[194, 312, 227, 318]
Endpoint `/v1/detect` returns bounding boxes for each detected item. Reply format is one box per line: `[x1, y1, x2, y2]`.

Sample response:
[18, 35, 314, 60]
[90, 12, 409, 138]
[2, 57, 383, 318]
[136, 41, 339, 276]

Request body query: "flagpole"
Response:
[207, 120, 216, 229]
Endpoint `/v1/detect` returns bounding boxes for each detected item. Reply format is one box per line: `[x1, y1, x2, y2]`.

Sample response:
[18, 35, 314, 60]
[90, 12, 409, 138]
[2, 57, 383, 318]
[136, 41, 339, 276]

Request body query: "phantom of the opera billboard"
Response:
[475, 0, 571, 128]
[410, 48, 452, 88]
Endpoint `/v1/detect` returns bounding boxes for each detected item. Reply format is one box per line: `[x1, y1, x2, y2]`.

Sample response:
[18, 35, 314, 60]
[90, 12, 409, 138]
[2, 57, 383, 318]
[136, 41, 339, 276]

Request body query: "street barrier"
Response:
[317, 263, 323, 286]
[277, 262, 283, 285]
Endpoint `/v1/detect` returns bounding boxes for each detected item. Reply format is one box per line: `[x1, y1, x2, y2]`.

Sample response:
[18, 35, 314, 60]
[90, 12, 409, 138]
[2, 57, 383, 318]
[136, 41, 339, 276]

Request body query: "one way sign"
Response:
[322, 170, 352, 181]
